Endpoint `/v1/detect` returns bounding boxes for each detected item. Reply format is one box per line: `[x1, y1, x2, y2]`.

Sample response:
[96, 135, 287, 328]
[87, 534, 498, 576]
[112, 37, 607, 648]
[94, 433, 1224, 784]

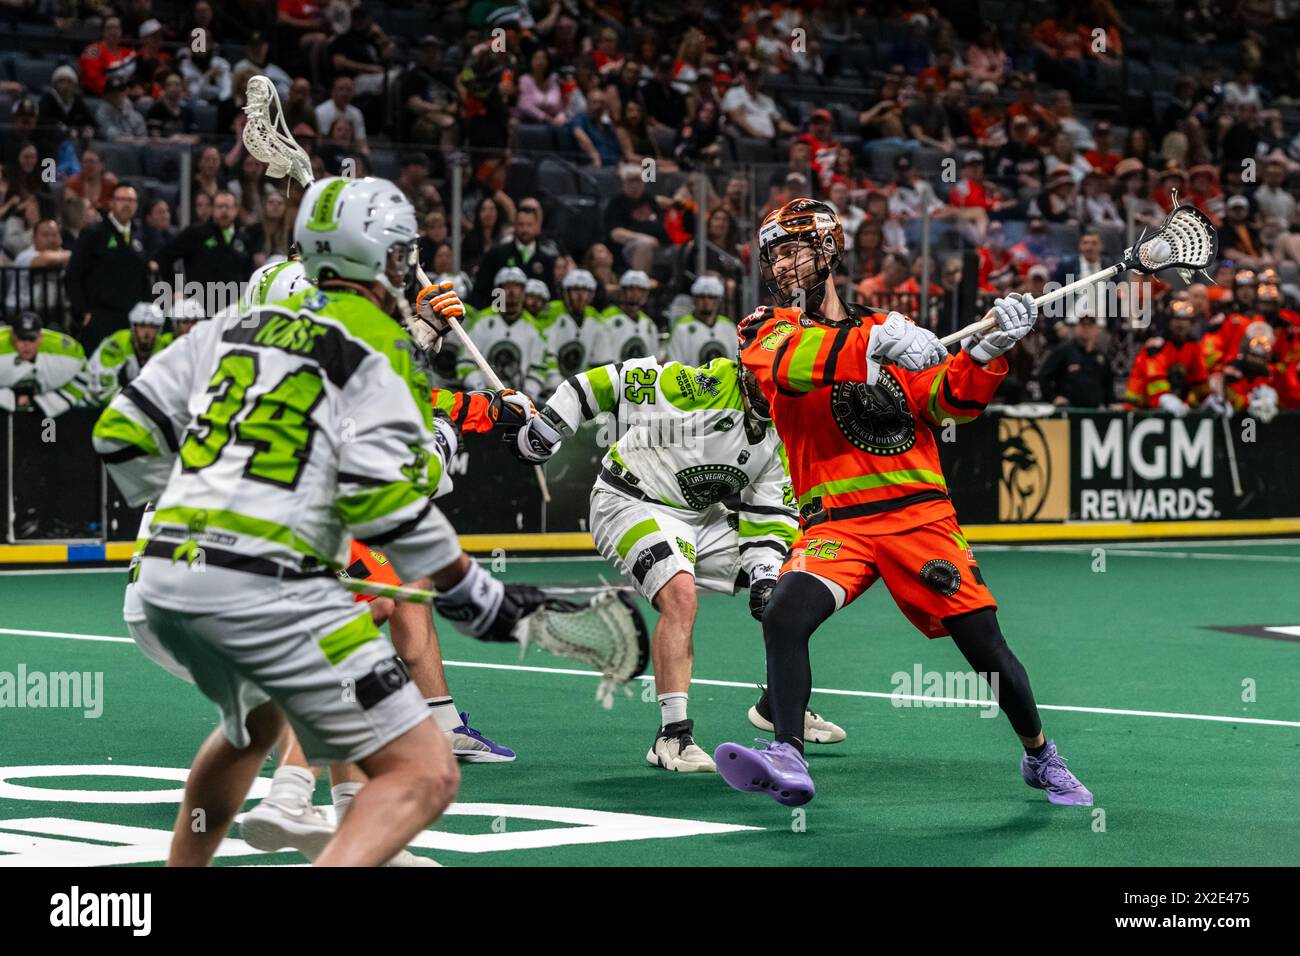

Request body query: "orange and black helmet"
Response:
[758, 198, 845, 308]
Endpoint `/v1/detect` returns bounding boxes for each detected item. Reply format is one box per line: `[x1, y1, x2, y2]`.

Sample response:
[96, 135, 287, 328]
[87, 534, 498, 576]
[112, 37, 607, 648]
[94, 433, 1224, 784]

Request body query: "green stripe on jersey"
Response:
[319, 612, 379, 665]
[800, 469, 948, 507]
[336, 481, 430, 526]
[615, 518, 660, 560]
[587, 365, 617, 411]
[151, 506, 331, 561]
[93, 406, 160, 456]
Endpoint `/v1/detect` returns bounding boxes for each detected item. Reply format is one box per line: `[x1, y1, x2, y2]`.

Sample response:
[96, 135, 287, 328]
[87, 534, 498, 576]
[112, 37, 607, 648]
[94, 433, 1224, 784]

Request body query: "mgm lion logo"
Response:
[829, 372, 915, 456]
[675, 463, 749, 508]
[998, 419, 1056, 521]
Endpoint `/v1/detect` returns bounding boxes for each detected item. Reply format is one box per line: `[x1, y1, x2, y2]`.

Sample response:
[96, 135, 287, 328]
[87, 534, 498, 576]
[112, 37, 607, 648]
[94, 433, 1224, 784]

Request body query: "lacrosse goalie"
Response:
[512, 353, 847, 772]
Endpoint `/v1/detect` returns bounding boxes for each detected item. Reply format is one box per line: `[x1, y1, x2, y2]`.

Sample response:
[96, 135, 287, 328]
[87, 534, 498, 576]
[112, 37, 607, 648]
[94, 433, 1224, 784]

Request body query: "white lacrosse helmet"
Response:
[524, 278, 550, 300]
[620, 269, 652, 290]
[129, 301, 166, 326]
[563, 268, 597, 291]
[494, 266, 527, 287]
[173, 296, 208, 332]
[294, 177, 418, 298]
[691, 275, 725, 298]
[244, 257, 313, 308]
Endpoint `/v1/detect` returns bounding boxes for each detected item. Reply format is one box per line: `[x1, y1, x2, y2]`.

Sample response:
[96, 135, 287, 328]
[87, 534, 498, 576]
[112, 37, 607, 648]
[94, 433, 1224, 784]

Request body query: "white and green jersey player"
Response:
[516, 354, 846, 771]
[89, 177, 559, 867]
[0, 312, 88, 416]
[593, 269, 660, 364]
[85, 302, 173, 405]
[457, 266, 549, 394]
[665, 274, 737, 367]
[544, 268, 603, 391]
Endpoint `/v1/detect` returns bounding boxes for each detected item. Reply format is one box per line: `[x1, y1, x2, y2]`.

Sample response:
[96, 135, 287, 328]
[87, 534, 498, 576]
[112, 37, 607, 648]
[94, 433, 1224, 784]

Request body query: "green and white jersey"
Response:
[592, 307, 660, 365]
[0, 327, 88, 416]
[458, 309, 548, 394]
[86, 328, 174, 406]
[532, 299, 565, 331]
[93, 287, 454, 610]
[546, 305, 601, 391]
[665, 314, 737, 368]
[546, 356, 797, 574]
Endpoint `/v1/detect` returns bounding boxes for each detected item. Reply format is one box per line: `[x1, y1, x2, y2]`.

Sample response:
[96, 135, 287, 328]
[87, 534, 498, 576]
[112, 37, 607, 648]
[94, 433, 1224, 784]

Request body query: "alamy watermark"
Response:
[0, 664, 104, 718]
[890, 665, 1000, 717]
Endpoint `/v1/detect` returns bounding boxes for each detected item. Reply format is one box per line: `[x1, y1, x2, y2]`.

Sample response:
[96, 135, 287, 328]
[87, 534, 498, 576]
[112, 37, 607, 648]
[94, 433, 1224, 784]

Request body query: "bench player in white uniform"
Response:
[94, 177, 560, 866]
[592, 269, 661, 364]
[514, 355, 847, 772]
[665, 275, 737, 367]
[546, 268, 603, 391]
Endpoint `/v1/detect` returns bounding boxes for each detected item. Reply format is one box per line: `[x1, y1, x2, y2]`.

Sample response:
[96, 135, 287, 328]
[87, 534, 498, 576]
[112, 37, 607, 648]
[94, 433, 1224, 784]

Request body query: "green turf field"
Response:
[1, 540, 1298, 867]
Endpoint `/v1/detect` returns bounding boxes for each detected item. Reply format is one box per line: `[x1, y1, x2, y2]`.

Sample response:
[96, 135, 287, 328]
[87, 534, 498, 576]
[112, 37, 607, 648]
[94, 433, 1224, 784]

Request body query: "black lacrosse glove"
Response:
[749, 578, 777, 621]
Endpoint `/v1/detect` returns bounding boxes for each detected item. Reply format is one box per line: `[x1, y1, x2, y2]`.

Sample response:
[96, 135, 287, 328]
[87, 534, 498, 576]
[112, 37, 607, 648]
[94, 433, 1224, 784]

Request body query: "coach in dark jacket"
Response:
[1038, 313, 1114, 408]
[64, 182, 151, 353]
[469, 199, 564, 309]
[155, 190, 253, 288]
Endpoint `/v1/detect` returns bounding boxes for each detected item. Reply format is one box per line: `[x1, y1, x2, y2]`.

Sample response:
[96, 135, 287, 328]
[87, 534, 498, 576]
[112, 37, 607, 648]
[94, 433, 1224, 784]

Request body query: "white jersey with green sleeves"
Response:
[546, 355, 798, 570]
[457, 309, 548, 394]
[99, 287, 457, 610]
[592, 307, 660, 365]
[665, 314, 737, 368]
[545, 305, 601, 392]
[86, 328, 174, 406]
[0, 326, 88, 416]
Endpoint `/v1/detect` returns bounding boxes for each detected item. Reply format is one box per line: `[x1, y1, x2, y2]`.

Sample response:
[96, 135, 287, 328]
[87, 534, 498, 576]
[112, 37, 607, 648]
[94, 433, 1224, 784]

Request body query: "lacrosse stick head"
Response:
[1125, 203, 1217, 283]
[516, 589, 649, 707]
[243, 75, 314, 189]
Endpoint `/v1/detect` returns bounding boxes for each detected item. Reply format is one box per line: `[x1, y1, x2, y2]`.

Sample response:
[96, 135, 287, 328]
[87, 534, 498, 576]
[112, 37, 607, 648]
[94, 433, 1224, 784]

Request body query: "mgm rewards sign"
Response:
[994, 412, 1295, 525]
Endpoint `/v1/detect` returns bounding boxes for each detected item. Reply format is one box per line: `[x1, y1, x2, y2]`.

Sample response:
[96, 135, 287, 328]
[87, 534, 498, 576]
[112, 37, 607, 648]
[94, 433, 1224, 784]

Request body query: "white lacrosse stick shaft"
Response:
[938, 263, 1124, 347]
[413, 260, 553, 503]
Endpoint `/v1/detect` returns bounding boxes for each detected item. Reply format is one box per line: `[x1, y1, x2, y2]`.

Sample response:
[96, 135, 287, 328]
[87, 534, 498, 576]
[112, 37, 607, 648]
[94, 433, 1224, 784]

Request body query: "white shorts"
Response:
[590, 487, 741, 603]
[139, 574, 429, 766]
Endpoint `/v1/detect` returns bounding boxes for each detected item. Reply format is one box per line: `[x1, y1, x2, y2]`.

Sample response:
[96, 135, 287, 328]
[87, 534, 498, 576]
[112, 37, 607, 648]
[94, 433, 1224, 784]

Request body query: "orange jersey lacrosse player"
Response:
[1125, 300, 1209, 412]
[713, 198, 1092, 808]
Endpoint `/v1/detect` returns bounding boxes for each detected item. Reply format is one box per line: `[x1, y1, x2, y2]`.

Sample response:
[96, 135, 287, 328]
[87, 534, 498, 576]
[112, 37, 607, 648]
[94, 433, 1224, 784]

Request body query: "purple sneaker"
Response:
[1021, 740, 1092, 805]
[449, 712, 516, 763]
[714, 740, 815, 807]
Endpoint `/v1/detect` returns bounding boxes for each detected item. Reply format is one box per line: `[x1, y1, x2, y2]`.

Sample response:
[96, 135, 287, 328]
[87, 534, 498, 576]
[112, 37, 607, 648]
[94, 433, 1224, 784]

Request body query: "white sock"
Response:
[267, 765, 315, 806]
[658, 692, 688, 728]
[426, 696, 460, 733]
[331, 782, 363, 824]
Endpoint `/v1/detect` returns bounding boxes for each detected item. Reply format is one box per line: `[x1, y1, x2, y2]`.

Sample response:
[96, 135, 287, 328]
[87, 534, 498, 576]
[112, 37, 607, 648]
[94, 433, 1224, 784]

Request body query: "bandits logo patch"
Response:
[829, 372, 916, 456]
[919, 558, 962, 596]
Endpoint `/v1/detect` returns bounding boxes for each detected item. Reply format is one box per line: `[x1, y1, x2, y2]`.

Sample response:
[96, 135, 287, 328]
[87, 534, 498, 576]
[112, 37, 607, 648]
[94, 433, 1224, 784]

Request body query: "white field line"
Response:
[2, 627, 1297, 730]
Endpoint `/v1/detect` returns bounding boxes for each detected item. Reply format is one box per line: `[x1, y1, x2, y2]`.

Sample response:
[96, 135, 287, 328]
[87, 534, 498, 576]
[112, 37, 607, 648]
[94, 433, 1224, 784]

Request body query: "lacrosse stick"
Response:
[341, 576, 648, 705]
[939, 202, 1219, 347]
[241, 74, 551, 501]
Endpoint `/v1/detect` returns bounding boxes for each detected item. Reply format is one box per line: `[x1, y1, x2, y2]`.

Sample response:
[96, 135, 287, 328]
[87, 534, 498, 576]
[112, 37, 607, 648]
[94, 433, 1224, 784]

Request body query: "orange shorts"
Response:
[781, 513, 996, 638]
[342, 540, 401, 602]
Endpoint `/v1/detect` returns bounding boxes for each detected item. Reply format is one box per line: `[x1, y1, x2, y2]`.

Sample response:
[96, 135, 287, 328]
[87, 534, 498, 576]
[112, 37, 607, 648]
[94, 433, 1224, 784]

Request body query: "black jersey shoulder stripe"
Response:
[223, 308, 370, 389]
[770, 334, 802, 397]
[120, 383, 179, 452]
[940, 368, 989, 411]
[363, 498, 436, 547]
[568, 374, 594, 419]
[822, 325, 850, 386]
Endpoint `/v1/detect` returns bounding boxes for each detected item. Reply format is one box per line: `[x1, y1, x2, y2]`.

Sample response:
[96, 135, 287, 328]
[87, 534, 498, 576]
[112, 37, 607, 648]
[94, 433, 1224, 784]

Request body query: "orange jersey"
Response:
[1202, 312, 1259, 373]
[341, 540, 401, 602]
[739, 305, 1005, 535]
[1221, 359, 1273, 411]
[431, 388, 496, 433]
[1273, 359, 1300, 409]
[1125, 339, 1208, 408]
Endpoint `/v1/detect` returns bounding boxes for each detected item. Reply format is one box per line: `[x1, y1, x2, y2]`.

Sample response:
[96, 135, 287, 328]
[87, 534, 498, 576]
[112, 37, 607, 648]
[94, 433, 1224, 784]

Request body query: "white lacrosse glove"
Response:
[1157, 392, 1189, 417]
[1247, 384, 1279, 423]
[431, 414, 460, 461]
[963, 293, 1037, 365]
[865, 312, 949, 386]
[514, 408, 564, 464]
[411, 281, 465, 351]
[1202, 393, 1230, 418]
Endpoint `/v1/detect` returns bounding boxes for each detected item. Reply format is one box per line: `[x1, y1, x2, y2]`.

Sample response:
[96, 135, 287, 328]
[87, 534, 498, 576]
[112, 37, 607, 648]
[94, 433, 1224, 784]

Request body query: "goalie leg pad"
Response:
[432, 560, 546, 642]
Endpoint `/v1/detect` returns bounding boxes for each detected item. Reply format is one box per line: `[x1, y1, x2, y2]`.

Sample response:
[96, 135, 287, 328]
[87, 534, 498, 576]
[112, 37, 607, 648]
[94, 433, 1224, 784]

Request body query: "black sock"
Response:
[762, 573, 836, 749]
[1025, 742, 1047, 758]
[945, 608, 1044, 741]
[754, 687, 771, 721]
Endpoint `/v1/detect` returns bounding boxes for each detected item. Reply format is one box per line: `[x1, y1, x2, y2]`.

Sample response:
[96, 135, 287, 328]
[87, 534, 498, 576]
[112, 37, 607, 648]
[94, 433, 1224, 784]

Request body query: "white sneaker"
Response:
[646, 719, 716, 773]
[240, 798, 335, 860]
[748, 705, 847, 744]
[385, 848, 442, 867]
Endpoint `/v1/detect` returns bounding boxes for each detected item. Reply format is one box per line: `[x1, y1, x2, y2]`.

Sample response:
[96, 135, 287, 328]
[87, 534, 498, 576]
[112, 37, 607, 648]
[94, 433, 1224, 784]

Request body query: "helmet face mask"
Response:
[759, 199, 843, 310]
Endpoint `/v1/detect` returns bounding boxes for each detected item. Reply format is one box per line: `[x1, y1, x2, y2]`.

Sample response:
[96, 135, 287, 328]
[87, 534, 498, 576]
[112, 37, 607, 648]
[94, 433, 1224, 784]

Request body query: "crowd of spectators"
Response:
[2, 0, 1300, 417]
